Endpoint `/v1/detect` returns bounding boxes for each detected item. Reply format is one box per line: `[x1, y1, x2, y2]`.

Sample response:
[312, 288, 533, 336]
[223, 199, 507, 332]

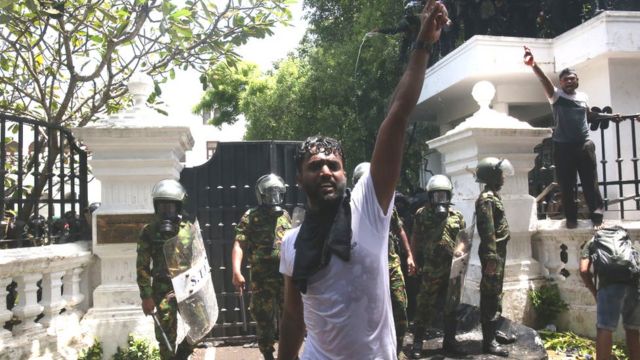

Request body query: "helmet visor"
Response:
[498, 159, 515, 177]
[156, 201, 179, 219]
[431, 190, 451, 204]
[264, 187, 285, 206]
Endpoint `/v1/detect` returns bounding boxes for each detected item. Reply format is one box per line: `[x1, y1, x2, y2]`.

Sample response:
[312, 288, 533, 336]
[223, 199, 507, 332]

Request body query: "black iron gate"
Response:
[180, 141, 305, 342]
[1, 113, 88, 247]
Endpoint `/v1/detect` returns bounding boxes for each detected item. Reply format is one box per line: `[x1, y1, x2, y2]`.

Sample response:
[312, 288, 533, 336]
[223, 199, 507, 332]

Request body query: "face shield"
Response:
[264, 187, 285, 206]
[497, 159, 515, 177]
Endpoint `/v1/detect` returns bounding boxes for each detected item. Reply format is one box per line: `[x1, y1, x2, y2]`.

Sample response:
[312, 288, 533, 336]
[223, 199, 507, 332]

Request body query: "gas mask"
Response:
[430, 190, 451, 218]
[256, 174, 286, 211]
[155, 201, 181, 237]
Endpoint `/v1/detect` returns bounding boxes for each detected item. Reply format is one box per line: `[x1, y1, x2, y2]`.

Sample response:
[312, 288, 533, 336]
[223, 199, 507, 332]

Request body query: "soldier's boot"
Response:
[442, 318, 466, 356]
[482, 321, 509, 357]
[495, 319, 517, 344]
[411, 327, 424, 359]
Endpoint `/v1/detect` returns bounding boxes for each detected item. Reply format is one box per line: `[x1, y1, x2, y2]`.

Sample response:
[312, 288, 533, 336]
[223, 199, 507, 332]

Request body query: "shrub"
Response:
[528, 283, 569, 327]
[113, 335, 160, 360]
[78, 339, 103, 360]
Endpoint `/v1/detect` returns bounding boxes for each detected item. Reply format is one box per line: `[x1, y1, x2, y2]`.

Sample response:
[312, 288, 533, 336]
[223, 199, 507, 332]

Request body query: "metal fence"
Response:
[530, 117, 640, 220]
[1, 113, 88, 248]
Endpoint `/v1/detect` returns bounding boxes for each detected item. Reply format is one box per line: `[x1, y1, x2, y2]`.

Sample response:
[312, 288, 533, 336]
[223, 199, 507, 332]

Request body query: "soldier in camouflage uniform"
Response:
[475, 157, 514, 357]
[232, 174, 292, 360]
[410, 175, 466, 359]
[137, 179, 195, 360]
[353, 163, 416, 356]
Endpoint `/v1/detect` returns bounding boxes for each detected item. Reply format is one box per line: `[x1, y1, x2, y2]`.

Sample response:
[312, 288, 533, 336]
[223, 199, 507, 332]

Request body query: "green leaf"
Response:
[169, 8, 192, 21]
[172, 24, 192, 38]
[0, 0, 12, 9]
[169, 68, 175, 79]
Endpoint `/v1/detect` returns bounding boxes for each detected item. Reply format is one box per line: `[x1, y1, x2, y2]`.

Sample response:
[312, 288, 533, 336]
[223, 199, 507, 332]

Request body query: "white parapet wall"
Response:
[533, 220, 640, 340]
[0, 241, 94, 359]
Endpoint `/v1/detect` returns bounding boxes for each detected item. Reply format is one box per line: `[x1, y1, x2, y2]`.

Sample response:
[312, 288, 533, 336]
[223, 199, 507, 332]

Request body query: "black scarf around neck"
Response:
[292, 189, 352, 293]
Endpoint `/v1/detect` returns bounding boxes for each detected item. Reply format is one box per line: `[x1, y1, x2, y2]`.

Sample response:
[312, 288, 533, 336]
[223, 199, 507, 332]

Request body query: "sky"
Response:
[159, 1, 307, 136]
[156, 1, 308, 166]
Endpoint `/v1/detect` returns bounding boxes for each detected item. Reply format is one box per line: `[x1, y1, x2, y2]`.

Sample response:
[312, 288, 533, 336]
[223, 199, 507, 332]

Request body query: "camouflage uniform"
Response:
[137, 220, 195, 360]
[476, 187, 510, 324]
[412, 206, 465, 332]
[389, 208, 408, 350]
[235, 206, 291, 355]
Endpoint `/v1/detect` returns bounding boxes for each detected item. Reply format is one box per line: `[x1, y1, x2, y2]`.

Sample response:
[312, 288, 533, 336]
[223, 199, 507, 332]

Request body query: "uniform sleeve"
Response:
[276, 212, 292, 239]
[136, 225, 153, 299]
[274, 211, 292, 256]
[459, 213, 467, 231]
[234, 210, 251, 246]
[390, 209, 403, 235]
[476, 197, 498, 261]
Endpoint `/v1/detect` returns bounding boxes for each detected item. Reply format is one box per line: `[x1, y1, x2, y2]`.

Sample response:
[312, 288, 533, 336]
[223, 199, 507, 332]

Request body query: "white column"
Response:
[427, 81, 552, 322]
[39, 271, 67, 328]
[0, 277, 13, 344]
[73, 74, 193, 357]
[63, 267, 85, 313]
[11, 273, 44, 335]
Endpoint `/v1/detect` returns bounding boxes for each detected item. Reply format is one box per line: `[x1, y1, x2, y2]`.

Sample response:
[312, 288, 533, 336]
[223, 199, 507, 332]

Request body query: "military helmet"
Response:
[151, 179, 187, 203]
[426, 175, 453, 193]
[352, 162, 371, 185]
[475, 157, 514, 184]
[255, 174, 286, 206]
[426, 174, 453, 206]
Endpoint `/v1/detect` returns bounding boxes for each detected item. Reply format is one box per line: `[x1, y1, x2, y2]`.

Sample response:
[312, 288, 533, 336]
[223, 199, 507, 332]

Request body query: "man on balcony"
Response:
[524, 47, 604, 230]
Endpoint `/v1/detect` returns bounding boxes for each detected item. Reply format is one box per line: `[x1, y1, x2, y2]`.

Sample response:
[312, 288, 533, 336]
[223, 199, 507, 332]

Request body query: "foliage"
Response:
[195, 0, 434, 192]
[113, 335, 160, 360]
[78, 339, 103, 360]
[539, 330, 629, 360]
[0, 0, 291, 236]
[0, 0, 292, 126]
[529, 283, 569, 327]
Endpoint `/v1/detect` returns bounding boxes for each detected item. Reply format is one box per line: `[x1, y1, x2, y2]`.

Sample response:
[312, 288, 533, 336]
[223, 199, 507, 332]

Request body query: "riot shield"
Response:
[163, 221, 219, 346]
[446, 215, 476, 307]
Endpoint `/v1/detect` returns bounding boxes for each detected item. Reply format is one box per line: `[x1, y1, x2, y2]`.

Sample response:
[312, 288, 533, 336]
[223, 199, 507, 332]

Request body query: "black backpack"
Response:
[589, 226, 640, 285]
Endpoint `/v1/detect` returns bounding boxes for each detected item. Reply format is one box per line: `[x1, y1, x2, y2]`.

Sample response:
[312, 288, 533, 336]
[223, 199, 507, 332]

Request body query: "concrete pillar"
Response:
[427, 81, 552, 323]
[73, 74, 194, 357]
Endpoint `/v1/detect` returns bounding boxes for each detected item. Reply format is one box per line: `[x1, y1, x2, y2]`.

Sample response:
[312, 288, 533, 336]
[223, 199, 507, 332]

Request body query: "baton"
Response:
[239, 292, 248, 332]
[151, 312, 174, 354]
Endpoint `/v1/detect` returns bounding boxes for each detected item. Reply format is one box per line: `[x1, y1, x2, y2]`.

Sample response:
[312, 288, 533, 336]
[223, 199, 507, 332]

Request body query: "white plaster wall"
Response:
[533, 222, 640, 340]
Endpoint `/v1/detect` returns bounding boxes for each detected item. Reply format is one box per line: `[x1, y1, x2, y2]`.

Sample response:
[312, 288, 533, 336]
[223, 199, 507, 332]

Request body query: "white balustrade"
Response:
[12, 273, 44, 335]
[63, 267, 86, 313]
[0, 277, 12, 344]
[0, 241, 93, 357]
[40, 271, 67, 328]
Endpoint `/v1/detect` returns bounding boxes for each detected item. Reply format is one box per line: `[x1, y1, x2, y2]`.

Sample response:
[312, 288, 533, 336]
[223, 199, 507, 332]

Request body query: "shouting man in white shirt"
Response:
[277, 1, 449, 359]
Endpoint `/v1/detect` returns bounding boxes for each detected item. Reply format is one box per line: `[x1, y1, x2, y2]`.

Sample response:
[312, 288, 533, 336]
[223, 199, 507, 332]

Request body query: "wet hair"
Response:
[295, 135, 345, 173]
[559, 68, 577, 80]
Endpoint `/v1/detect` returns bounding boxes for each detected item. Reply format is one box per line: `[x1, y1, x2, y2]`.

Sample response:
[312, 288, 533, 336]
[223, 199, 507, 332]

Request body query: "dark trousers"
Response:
[553, 140, 604, 223]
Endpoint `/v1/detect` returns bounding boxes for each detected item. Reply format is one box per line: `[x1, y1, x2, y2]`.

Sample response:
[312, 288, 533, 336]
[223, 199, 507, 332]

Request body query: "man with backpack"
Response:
[580, 225, 640, 360]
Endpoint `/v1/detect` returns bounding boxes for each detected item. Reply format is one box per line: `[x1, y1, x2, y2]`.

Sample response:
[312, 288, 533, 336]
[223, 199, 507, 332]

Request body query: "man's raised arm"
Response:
[524, 46, 554, 99]
[370, 1, 447, 211]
